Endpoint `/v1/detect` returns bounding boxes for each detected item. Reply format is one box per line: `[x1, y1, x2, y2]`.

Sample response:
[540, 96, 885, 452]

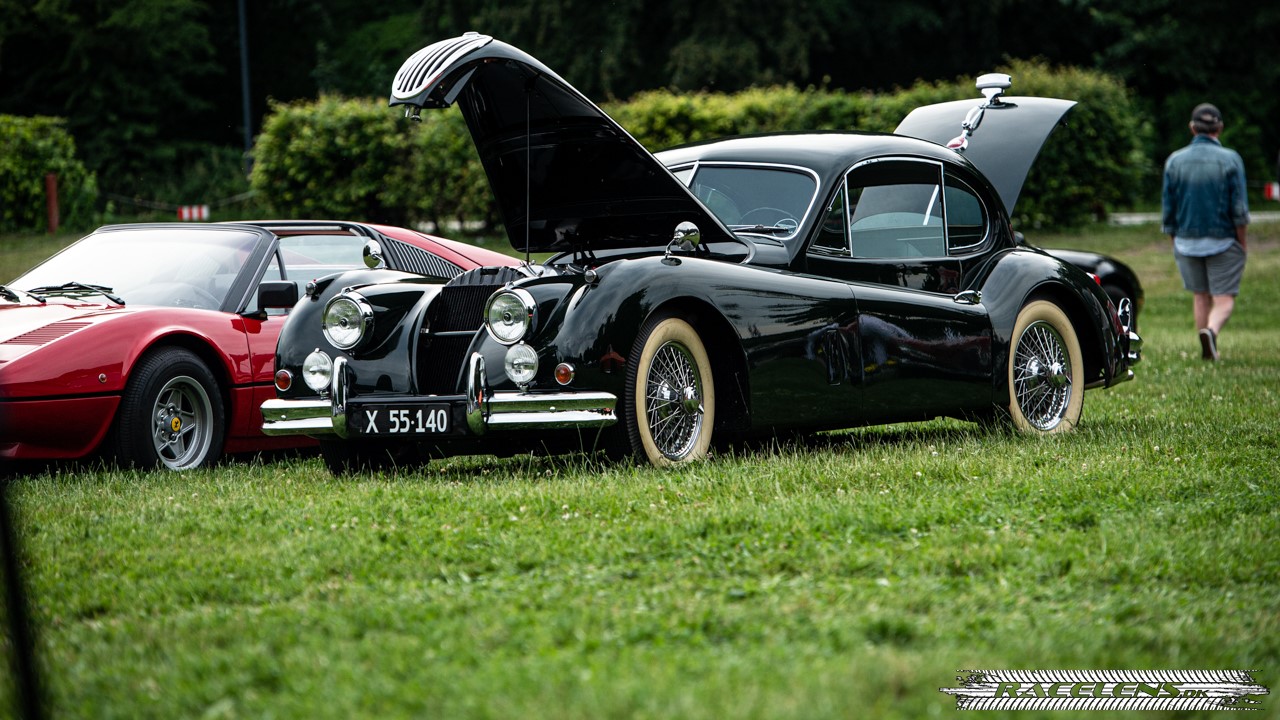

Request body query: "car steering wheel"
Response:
[741, 207, 799, 230]
[134, 282, 221, 310]
[176, 285, 221, 309]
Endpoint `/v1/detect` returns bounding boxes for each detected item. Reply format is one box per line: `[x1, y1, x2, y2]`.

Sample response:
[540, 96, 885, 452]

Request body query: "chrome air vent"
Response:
[391, 33, 493, 103]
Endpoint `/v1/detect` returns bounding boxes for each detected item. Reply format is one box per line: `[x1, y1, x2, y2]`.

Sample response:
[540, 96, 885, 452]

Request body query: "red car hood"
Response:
[0, 301, 125, 363]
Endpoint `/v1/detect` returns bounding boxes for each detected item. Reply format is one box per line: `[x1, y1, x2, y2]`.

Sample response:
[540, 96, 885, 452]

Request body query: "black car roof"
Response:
[655, 132, 976, 180]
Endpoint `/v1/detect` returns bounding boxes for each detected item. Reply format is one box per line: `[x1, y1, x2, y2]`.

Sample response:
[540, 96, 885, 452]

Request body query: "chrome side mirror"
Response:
[363, 239, 385, 269]
[663, 221, 701, 265]
[672, 221, 701, 250]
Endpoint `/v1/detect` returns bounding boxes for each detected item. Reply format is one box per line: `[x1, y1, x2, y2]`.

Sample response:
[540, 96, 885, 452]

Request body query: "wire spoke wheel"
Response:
[644, 341, 705, 459]
[626, 314, 715, 466]
[1006, 300, 1084, 434]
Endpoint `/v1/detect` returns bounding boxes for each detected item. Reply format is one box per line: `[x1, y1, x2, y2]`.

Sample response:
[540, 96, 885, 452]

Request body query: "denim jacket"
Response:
[1161, 135, 1250, 239]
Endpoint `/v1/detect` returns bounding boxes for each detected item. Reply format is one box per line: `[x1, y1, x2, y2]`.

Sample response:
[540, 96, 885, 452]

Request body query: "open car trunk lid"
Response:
[389, 33, 732, 254]
[895, 95, 1076, 217]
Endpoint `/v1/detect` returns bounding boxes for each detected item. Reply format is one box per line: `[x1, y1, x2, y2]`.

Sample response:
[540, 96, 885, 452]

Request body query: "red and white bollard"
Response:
[178, 205, 210, 221]
[1264, 182, 1280, 201]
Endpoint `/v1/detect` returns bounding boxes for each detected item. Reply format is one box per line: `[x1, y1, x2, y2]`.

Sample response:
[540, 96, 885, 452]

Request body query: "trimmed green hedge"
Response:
[252, 61, 1151, 230]
[0, 115, 98, 233]
[250, 96, 418, 225]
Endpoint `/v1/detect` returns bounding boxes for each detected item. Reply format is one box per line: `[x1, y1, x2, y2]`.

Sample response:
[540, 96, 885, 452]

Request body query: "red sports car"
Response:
[0, 220, 515, 470]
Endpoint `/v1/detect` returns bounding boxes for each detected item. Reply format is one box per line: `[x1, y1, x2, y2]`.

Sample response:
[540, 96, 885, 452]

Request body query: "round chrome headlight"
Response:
[323, 293, 373, 350]
[485, 288, 536, 345]
[504, 343, 539, 386]
[302, 349, 333, 392]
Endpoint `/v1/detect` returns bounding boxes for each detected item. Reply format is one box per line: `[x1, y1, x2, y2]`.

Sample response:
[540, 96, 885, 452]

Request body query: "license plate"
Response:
[356, 404, 452, 435]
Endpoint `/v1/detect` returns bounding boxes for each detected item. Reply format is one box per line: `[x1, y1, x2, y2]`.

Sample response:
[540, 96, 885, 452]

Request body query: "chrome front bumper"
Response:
[261, 352, 617, 438]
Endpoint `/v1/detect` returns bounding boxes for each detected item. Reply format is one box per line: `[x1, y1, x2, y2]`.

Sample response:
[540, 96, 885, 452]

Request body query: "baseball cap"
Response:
[1191, 103, 1223, 125]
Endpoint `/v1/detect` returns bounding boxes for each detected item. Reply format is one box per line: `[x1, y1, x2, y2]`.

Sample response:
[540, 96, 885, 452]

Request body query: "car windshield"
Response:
[11, 227, 262, 309]
[679, 165, 817, 240]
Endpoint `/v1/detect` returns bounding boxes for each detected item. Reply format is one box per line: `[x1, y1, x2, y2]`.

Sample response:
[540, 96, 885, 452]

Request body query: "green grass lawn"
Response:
[2, 221, 1279, 719]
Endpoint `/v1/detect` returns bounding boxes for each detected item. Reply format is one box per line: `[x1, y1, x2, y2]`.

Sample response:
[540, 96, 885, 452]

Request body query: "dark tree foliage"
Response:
[0, 0, 219, 199]
[1062, 0, 1280, 182]
[0, 0, 1275, 208]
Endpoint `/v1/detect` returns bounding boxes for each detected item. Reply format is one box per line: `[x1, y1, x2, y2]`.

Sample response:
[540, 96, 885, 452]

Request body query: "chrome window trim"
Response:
[941, 171, 992, 255]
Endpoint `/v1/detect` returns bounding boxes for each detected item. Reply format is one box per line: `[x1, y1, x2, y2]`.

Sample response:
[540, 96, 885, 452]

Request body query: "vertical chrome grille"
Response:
[416, 265, 527, 394]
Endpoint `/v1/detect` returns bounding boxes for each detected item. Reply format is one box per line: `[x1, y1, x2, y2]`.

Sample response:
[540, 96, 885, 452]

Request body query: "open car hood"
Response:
[389, 34, 732, 254]
[894, 96, 1076, 216]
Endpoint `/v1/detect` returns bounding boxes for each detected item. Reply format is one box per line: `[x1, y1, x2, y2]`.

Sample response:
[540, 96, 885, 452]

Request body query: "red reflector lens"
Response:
[554, 363, 575, 385]
[274, 370, 292, 392]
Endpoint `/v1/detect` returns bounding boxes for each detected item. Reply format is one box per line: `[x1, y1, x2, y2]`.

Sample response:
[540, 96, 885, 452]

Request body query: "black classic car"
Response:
[260, 33, 1141, 472]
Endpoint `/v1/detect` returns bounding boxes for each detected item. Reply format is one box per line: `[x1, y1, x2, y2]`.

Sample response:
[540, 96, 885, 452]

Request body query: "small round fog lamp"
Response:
[504, 343, 539, 386]
[302, 350, 334, 392]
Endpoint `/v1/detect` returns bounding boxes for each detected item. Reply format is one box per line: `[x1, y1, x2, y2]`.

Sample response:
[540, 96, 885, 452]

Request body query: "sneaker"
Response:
[1198, 328, 1219, 361]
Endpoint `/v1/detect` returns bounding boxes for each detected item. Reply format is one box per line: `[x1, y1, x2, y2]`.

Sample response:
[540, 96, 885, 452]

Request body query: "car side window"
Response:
[279, 235, 369, 272]
[944, 175, 988, 254]
[846, 159, 946, 259]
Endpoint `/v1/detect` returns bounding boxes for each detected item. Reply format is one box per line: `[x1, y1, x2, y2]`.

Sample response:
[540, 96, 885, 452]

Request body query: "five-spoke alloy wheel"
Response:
[113, 347, 225, 469]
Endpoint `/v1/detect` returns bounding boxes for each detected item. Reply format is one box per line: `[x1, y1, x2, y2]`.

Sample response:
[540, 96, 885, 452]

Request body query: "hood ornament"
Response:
[947, 73, 1012, 152]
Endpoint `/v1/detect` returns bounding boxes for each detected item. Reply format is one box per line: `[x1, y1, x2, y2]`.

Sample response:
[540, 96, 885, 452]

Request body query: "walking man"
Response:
[1161, 103, 1249, 361]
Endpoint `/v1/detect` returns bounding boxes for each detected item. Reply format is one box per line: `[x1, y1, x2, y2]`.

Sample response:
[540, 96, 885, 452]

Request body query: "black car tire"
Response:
[318, 439, 426, 475]
[1005, 300, 1084, 434]
[625, 314, 715, 466]
[112, 347, 225, 470]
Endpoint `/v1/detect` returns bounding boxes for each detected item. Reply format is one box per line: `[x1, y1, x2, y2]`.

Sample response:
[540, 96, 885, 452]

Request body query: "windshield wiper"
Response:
[26, 281, 125, 306]
[729, 224, 794, 235]
[0, 285, 46, 303]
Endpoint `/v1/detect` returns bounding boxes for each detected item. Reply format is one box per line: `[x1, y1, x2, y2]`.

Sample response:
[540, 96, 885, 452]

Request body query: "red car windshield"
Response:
[12, 228, 262, 309]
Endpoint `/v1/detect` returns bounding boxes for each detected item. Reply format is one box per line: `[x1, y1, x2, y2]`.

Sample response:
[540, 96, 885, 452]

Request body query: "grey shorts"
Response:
[1175, 242, 1246, 295]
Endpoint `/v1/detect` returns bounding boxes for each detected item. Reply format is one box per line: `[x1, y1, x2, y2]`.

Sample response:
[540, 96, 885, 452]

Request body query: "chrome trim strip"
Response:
[485, 409, 617, 430]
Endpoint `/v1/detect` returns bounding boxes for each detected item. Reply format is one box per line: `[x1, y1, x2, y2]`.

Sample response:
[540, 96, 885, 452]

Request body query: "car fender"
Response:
[975, 247, 1121, 400]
